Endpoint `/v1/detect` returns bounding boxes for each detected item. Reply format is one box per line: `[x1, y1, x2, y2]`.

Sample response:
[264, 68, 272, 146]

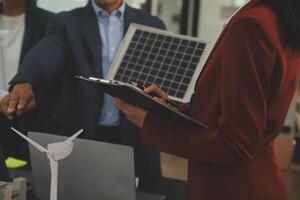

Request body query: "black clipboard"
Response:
[76, 76, 209, 128]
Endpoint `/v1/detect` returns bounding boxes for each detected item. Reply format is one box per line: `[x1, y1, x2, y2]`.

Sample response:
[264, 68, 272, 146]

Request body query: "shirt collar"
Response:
[92, 0, 126, 20]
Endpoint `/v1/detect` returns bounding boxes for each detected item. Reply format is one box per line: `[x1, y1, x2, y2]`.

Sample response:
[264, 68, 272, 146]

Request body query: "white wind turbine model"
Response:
[10, 127, 83, 200]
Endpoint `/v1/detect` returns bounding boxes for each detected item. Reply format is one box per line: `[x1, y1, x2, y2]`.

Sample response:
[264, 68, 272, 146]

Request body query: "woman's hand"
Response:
[114, 85, 169, 128]
[144, 85, 169, 104]
[114, 98, 148, 128]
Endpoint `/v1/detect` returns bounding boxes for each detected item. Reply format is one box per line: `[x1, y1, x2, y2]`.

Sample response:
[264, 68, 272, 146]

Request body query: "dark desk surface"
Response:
[137, 177, 187, 200]
[137, 191, 166, 200]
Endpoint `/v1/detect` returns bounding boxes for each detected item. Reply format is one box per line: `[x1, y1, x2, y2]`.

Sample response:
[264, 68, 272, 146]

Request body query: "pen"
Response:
[131, 82, 179, 110]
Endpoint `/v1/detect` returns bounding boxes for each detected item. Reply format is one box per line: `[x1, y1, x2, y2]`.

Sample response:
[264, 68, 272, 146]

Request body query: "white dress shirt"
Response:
[0, 14, 25, 99]
[92, 0, 125, 126]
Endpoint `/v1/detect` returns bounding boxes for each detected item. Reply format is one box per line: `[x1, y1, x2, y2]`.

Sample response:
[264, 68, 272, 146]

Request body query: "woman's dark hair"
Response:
[266, 0, 300, 48]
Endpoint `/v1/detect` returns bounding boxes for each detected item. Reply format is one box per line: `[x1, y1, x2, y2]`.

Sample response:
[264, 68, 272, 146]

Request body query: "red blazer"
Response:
[142, 0, 300, 199]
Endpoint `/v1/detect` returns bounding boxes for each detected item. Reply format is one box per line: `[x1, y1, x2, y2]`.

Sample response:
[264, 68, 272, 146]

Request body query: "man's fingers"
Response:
[17, 95, 29, 111]
[26, 98, 36, 111]
[16, 98, 36, 116]
[16, 92, 34, 116]
[13, 83, 35, 117]
[7, 93, 19, 115]
[0, 95, 14, 119]
[1, 96, 9, 115]
[0, 96, 5, 113]
[0, 101, 3, 113]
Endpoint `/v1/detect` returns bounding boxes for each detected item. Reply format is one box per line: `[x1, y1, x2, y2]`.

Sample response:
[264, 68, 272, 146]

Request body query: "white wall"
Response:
[37, 0, 146, 13]
[197, 0, 245, 42]
[37, 0, 88, 12]
[156, 0, 182, 33]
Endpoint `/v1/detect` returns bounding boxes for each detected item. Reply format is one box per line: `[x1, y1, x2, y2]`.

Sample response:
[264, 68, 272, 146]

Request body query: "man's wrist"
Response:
[13, 83, 33, 91]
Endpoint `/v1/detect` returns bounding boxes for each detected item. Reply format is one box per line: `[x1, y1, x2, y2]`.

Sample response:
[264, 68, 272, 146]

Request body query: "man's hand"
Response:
[0, 83, 36, 119]
[114, 98, 147, 128]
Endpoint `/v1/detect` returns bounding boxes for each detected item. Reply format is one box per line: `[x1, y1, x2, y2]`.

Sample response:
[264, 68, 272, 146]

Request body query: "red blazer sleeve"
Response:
[142, 17, 277, 165]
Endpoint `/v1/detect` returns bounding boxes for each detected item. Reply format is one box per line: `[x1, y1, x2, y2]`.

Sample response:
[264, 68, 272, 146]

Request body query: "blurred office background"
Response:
[15, 0, 300, 199]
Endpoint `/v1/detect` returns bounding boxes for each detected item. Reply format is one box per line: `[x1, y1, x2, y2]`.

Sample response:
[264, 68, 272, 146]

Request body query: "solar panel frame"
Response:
[107, 23, 212, 103]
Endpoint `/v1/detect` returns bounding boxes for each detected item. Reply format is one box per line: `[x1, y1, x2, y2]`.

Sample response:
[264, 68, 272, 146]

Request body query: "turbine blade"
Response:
[10, 127, 48, 153]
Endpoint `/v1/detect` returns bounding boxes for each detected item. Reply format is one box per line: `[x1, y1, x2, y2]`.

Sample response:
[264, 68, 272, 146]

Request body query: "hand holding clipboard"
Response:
[76, 76, 209, 128]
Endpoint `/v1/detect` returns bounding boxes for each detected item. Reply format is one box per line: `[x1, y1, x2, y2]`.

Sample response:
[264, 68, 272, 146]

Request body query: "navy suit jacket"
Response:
[0, 6, 52, 126]
[21, 7, 52, 62]
[12, 3, 165, 138]
[20, 6, 55, 130]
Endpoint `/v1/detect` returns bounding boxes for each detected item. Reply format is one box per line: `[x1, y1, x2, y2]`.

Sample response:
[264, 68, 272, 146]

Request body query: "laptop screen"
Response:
[28, 132, 136, 200]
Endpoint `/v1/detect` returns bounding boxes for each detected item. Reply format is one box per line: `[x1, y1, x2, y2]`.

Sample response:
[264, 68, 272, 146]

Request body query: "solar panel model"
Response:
[107, 24, 211, 103]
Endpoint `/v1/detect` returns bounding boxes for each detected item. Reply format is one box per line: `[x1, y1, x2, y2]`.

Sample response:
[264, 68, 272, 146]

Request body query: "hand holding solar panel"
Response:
[107, 23, 211, 103]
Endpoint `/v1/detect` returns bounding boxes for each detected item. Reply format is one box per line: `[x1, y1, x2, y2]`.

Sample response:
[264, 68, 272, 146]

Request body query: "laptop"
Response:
[0, 147, 10, 182]
[28, 132, 165, 200]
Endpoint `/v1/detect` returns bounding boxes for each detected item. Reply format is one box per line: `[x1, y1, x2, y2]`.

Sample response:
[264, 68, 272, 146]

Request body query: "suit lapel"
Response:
[78, 3, 143, 77]
[123, 5, 136, 35]
[80, 4, 137, 76]
[78, 3, 103, 77]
